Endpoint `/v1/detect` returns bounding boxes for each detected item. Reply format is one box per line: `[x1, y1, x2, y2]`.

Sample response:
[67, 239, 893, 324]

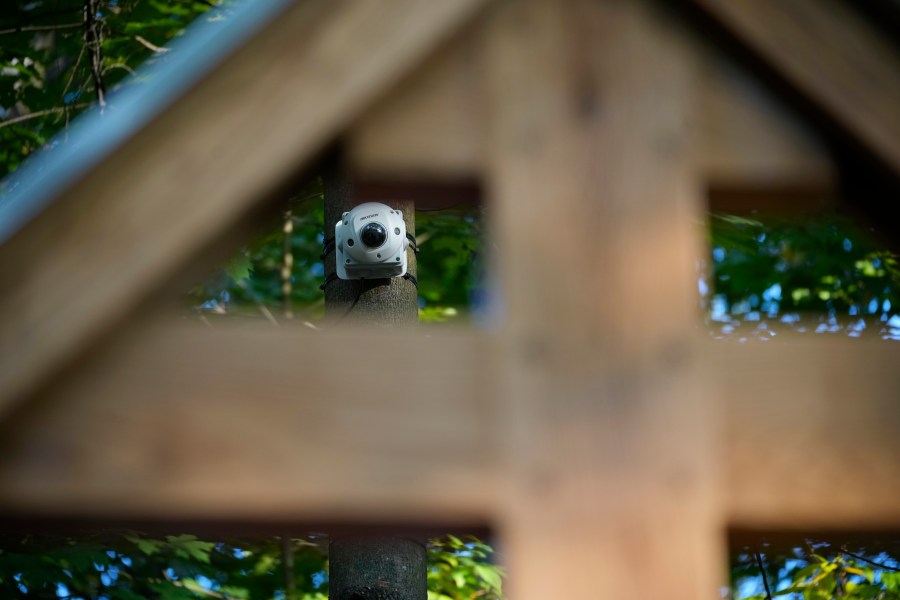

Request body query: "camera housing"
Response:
[335, 202, 409, 280]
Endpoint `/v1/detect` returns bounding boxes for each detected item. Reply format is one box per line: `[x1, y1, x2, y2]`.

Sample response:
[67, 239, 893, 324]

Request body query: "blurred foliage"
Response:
[428, 536, 503, 600]
[414, 209, 484, 314]
[706, 213, 900, 340]
[187, 180, 330, 322]
[732, 542, 900, 600]
[0, 532, 503, 600]
[186, 178, 484, 324]
[0, 531, 328, 600]
[0, 0, 214, 178]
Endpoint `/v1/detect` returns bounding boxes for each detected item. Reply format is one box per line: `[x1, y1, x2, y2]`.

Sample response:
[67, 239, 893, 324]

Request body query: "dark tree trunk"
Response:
[322, 156, 417, 326]
[329, 536, 427, 600]
[322, 153, 423, 600]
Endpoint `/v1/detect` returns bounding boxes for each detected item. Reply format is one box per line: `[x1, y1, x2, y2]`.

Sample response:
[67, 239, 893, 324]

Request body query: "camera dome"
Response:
[360, 222, 387, 248]
[334, 202, 409, 281]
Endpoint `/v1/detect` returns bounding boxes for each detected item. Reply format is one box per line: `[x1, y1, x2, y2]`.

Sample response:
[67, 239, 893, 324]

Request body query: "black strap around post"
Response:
[319, 272, 339, 290]
[320, 236, 336, 260]
[406, 232, 419, 254]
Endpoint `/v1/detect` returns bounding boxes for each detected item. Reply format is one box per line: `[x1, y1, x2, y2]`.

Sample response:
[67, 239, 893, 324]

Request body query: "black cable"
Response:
[319, 237, 335, 260]
[402, 272, 418, 289]
[405, 233, 419, 254]
[319, 272, 338, 290]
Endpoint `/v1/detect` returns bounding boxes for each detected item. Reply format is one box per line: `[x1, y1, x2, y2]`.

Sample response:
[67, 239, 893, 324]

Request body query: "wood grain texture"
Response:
[712, 337, 900, 530]
[485, 0, 720, 598]
[697, 51, 836, 191]
[692, 0, 900, 179]
[352, 2, 844, 194]
[0, 320, 498, 524]
[0, 0, 489, 421]
[348, 19, 487, 183]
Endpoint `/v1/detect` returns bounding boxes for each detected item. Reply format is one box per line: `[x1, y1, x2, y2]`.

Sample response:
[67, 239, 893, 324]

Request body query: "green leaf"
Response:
[883, 571, 900, 591]
[474, 564, 503, 592]
[220, 586, 250, 599]
[793, 563, 821, 583]
[166, 534, 215, 564]
[451, 570, 467, 588]
[125, 534, 163, 556]
[252, 552, 278, 575]
[224, 253, 252, 282]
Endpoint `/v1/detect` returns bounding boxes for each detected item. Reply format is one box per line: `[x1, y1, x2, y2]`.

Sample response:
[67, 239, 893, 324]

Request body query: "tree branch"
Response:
[61, 42, 87, 117]
[0, 23, 82, 35]
[755, 552, 773, 600]
[282, 535, 297, 600]
[103, 62, 135, 76]
[842, 548, 900, 573]
[282, 210, 294, 319]
[83, 0, 106, 108]
[0, 104, 92, 129]
[133, 34, 169, 53]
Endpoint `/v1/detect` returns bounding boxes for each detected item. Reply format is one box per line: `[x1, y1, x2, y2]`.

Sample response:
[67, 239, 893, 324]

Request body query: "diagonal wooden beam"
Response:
[0, 0, 489, 420]
[0, 321, 498, 524]
[715, 337, 900, 530]
[690, 0, 900, 181]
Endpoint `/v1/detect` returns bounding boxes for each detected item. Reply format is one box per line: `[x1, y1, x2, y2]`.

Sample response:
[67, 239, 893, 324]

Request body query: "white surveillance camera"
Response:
[335, 202, 409, 280]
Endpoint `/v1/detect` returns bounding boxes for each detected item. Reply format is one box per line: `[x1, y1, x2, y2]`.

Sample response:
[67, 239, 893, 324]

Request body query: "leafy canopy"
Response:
[0, 531, 503, 600]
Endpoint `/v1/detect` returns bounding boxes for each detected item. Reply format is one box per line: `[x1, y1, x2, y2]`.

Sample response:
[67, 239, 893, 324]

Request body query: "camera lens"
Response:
[360, 222, 387, 248]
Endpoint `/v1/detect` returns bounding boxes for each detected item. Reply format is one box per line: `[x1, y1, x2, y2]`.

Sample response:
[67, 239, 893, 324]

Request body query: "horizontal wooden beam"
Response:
[714, 337, 900, 530]
[691, 0, 900, 180]
[0, 321, 499, 524]
[0, 0, 489, 421]
[4, 323, 899, 534]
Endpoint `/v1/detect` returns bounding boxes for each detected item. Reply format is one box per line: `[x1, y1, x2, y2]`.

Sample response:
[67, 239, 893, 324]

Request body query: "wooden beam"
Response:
[697, 50, 836, 193]
[715, 337, 900, 530]
[0, 320, 498, 524]
[485, 1, 720, 598]
[691, 0, 900, 181]
[351, 2, 849, 196]
[5, 319, 900, 535]
[0, 0, 489, 420]
[348, 17, 488, 183]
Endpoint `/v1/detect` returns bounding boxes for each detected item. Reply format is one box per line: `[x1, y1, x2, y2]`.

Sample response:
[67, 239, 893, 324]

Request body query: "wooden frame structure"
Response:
[1, 0, 899, 596]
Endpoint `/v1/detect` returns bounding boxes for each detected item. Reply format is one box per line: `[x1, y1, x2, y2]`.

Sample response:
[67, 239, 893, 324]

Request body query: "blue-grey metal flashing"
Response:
[0, 0, 293, 245]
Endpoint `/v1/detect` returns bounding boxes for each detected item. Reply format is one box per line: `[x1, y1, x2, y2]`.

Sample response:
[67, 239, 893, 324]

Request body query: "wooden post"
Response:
[322, 153, 425, 599]
[330, 537, 427, 600]
[486, 0, 718, 598]
[322, 154, 418, 325]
